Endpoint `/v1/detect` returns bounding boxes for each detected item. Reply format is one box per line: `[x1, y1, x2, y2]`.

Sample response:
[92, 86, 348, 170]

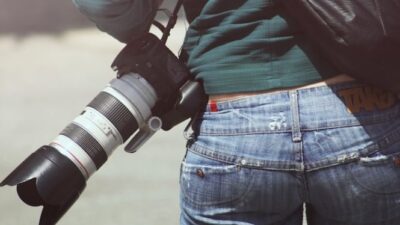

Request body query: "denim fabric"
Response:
[180, 82, 400, 225]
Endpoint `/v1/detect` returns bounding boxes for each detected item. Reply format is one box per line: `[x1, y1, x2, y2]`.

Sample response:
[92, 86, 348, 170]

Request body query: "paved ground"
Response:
[0, 21, 188, 225]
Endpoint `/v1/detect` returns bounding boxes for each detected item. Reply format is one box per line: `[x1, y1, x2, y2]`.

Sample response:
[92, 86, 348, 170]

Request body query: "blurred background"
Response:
[0, 0, 188, 224]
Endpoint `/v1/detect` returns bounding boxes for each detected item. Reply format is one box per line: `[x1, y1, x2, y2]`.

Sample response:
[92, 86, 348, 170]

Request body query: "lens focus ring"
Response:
[60, 123, 108, 169]
[87, 92, 139, 142]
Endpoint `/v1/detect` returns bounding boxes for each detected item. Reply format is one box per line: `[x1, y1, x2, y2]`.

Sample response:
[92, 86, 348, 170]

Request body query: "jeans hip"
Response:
[187, 81, 400, 172]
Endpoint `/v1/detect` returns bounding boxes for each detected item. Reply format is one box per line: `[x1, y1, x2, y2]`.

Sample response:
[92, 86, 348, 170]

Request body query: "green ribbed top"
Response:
[183, 0, 339, 94]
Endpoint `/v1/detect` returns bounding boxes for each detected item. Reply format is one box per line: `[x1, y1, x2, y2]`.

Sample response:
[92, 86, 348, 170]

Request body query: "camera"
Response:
[1, 33, 206, 225]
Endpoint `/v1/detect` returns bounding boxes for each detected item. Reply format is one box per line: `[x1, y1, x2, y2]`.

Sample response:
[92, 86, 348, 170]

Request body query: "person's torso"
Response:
[182, 0, 339, 95]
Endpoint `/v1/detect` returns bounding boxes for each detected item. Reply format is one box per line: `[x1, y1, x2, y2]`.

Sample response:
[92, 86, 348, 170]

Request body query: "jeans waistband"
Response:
[204, 81, 399, 131]
[191, 82, 400, 171]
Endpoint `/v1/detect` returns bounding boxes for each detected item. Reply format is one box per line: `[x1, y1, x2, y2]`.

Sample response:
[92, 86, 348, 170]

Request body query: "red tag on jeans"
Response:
[209, 100, 218, 112]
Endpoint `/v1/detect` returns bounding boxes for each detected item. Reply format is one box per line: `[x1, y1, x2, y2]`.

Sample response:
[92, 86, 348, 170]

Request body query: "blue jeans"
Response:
[180, 82, 400, 225]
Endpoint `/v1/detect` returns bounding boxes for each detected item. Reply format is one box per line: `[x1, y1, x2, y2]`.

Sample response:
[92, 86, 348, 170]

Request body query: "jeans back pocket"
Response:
[180, 161, 253, 207]
[350, 154, 400, 195]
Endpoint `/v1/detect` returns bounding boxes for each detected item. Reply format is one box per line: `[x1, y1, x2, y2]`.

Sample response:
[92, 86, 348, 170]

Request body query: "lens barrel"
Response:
[0, 31, 205, 225]
[52, 73, 157, 179]
[1, 73, 158, 225]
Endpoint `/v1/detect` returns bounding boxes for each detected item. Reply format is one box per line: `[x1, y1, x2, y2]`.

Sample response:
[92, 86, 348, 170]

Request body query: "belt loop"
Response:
[289, 90, 302, 142]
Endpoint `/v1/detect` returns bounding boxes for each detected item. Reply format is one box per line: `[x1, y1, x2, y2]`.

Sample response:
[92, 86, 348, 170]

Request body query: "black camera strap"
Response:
[152, 0, 184, 44]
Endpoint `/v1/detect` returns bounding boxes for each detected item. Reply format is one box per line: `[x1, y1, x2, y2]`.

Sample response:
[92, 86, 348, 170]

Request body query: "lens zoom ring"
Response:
[87, 92, 138, 142]
[60, 123, 108, 169]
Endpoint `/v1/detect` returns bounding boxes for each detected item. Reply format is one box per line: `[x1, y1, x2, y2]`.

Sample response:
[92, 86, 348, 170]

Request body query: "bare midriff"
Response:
[209, 74, 355, 102]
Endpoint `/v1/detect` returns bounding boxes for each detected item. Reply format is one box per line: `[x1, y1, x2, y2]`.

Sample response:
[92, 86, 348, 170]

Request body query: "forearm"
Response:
[73, 0, 163, 43]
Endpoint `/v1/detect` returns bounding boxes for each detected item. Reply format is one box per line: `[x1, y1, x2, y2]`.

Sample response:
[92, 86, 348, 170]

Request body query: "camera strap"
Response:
[152, 0, 184, 44]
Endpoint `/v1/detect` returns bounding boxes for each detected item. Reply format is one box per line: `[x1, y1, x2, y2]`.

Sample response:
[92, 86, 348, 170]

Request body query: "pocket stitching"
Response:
[181, 163, 255, 206]
[349, 159, 400, 195]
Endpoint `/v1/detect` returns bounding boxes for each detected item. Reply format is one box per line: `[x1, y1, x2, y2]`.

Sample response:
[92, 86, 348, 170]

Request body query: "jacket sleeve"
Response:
[72, 0, 161, 43]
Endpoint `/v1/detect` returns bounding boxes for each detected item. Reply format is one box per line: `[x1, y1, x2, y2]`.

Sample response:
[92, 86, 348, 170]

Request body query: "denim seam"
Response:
[189, 143, 304, 171]
[181, 162, 240, 173]
[191, 124, 400, 172]
[198, 129, 291, 136]
[307, 126, 400, 171]
[199, 117, 400, 136]
[305, 143, 379, 172]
